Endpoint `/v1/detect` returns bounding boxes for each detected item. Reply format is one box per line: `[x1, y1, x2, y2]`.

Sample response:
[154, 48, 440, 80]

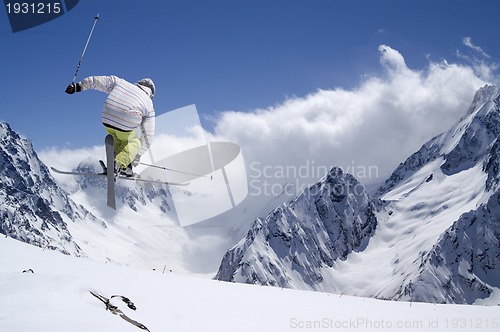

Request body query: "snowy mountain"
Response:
[404, 190, 500, 304]
[0, 121, 240, 274]
[215, 167, 378, 290]
[378, 84, 500, 195]
[215, 85, 500, 304]
[0, 122, 103, 255]
[381, 85, 500, 304]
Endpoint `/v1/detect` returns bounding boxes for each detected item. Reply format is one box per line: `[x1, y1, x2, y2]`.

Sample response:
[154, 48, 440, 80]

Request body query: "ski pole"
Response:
[72, 14, 100, 83]
[139, 162, 213, 180]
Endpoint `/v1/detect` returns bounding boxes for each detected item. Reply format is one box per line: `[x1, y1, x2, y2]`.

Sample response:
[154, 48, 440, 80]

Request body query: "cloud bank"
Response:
[214, 44, 496, 190]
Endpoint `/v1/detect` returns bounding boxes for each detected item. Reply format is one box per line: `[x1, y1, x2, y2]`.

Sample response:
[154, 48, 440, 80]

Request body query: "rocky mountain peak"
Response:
[0, 121, 102, 255]
[215, 166, 378, 289]
[378, 84, 499, 195]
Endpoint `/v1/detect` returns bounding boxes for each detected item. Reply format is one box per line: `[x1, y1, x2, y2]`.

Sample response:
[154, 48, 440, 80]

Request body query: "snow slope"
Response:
[322, 161, 495, 302]
[1, 237, 498, 332]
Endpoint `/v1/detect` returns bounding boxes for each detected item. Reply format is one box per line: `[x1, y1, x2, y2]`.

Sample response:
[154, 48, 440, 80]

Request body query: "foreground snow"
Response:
[1, 237, 498, 332]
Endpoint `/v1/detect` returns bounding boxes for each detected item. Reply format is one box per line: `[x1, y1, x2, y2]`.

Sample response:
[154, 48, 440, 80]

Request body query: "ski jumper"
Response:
[78, 75, 155, 168]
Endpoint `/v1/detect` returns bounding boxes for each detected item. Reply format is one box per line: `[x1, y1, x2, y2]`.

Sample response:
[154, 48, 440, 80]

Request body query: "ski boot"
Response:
[115, 163, 134, 178]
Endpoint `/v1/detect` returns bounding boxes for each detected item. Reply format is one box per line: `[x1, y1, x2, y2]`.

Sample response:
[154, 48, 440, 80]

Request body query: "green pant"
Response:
[105, 127, 141, 168]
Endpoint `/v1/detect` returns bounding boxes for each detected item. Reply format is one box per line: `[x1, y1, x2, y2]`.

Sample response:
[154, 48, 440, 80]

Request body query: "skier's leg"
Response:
[106, 127, 130, 170]
[114, 129, 141, 169]
[105, 128, 121, 155]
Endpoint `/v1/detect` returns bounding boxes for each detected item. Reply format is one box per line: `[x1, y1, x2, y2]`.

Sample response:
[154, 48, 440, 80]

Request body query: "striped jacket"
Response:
[79, 75, 155, 157]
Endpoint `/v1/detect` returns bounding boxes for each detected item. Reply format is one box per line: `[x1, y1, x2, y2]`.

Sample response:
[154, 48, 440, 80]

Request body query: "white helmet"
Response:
[136, 78, 155, 99]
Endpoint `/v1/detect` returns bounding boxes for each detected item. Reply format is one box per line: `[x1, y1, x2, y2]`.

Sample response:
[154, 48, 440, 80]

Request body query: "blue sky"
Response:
[1, 0, 499, 155]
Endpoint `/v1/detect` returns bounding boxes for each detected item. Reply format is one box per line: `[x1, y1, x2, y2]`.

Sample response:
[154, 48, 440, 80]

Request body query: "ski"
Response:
[89, 290, 150, 331]
[105, 134, 116, 209]
[50, 134, 190, 210]
[50, 167, 190, 186]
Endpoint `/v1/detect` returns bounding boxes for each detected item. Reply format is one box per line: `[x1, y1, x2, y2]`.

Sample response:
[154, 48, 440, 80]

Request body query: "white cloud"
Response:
[39, 145, 104, 192]
[214, 44, 493, 192]
[379, 44, 410, 73]
[463, 37, 490, 59]
[39, 146, 103, 171]
[456, 37, 499, 83]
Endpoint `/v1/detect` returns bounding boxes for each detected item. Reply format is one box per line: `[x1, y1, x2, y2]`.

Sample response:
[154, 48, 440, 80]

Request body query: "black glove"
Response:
[65, 83, 82, 94]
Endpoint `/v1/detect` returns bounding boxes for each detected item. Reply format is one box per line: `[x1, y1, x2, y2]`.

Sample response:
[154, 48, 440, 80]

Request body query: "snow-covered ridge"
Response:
[216, 167, 378, 290]
[406, 190, 500, 304]
[0, 122, 102, 256]
[378, 84, 499, 195]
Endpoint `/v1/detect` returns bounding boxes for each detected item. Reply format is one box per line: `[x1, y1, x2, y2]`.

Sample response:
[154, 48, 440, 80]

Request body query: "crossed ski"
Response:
[51, 134, 189, 209]
[90, 290, 149, 331]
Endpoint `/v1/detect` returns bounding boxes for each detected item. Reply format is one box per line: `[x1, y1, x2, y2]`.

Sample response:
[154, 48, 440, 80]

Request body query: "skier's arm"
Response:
[138, 113, 155, 158]
[77, 75, 121, 94]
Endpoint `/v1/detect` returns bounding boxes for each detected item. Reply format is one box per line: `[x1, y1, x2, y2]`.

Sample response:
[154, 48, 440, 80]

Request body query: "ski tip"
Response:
[105, 134, 114, 145]
[50, 166, 62, 173]
[107, 200, 116, 210]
